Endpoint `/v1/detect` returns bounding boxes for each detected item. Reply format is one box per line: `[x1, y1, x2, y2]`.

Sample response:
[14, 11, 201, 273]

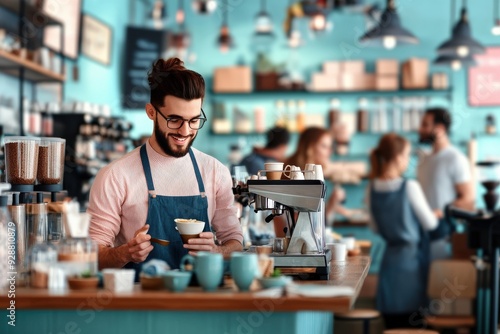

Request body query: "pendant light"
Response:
[359, 0, 418, 49]
[217, 6, 234, 53]
[437, 0, 484, 57]
[493, 0, 500, 35]
[176, 0, 185, 25]
[192, 0, 217, 14]
[151, 0, 167, 29]
[254, 0, 274, 36]
[166, 0, 191, 61]
[253, 0, 275, 50]
[434, 54, 476, 71]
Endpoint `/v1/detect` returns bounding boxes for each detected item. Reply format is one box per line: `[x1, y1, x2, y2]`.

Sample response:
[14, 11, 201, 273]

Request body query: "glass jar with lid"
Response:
[57, 237, 98, 278]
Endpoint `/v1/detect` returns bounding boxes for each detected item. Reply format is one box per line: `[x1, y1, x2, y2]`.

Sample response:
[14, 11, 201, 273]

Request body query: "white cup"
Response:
[103, 269, 135, 292]
[305, 164, 315, 171]
[264, 162, 284, 180]
[326, 242, 347, 261]
[284, 165, 305, 180]
[340, 237, 356, 251]
[313, 165, 324, 181]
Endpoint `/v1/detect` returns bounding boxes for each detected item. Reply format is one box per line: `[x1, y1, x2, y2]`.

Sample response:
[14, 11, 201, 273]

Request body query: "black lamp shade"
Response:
[359, 3, 418, 47]
[434, 54, 476, 70]
[437, 8, 485, 56]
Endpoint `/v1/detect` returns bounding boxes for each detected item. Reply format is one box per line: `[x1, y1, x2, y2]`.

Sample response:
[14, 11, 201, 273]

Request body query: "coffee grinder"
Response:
[448, 161, 500, 334]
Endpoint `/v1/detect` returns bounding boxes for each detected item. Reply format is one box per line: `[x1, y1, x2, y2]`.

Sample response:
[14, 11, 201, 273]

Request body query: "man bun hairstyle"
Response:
[148, 57, 205, 107]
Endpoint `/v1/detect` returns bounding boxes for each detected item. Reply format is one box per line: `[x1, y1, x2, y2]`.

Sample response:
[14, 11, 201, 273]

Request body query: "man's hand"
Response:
[183, 232, 217, 256]
[127, 224, 154, 263]
[183, 232, 242, 257]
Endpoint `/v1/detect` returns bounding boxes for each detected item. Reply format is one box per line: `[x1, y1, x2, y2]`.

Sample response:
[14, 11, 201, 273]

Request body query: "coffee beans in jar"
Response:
[4, 137, 40, 185]
[37, 138, 66, 185]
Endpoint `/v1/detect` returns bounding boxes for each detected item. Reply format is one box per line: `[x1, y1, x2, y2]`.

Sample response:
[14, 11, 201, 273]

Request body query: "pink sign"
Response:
[469, 47, 500, 106]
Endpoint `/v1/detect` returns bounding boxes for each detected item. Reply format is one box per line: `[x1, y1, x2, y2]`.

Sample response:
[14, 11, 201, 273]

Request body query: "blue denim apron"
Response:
[125, 145, 211, 280]
[370, 180, 430, 314]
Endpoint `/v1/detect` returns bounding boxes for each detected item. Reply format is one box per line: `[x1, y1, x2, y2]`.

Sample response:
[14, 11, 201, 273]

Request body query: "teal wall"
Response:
[2, 0, 500, 208]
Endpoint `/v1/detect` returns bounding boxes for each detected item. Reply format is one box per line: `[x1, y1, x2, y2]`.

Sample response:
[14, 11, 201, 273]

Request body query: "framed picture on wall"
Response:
[43, 0, 82, 59]
[80, 14, 113, 66]
[468, 47, 500, 106]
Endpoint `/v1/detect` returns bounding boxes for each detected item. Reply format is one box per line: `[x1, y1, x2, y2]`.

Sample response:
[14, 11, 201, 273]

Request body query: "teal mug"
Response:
[180, 252, 223, 292]
[230, 252, 259, 292]
[162, 270, 192, 292]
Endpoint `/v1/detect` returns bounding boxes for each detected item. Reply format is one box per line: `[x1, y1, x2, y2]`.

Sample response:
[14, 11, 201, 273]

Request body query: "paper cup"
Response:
[264, 162, 284, 180]
[326, 243, 347, 261]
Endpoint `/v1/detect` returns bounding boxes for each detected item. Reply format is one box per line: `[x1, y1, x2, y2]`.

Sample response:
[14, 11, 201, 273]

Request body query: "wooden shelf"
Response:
[0, 0, 62, 25]
[0, 49, 65, 82]
[210, 88, 452, 98]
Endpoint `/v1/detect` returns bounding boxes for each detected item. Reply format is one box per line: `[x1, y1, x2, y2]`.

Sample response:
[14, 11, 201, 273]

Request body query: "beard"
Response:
[154, 119, 196, 157]
[419, 132, 436, 144]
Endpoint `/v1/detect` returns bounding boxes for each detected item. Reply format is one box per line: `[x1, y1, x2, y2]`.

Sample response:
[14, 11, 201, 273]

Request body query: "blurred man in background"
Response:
[239, 126, 290, 175]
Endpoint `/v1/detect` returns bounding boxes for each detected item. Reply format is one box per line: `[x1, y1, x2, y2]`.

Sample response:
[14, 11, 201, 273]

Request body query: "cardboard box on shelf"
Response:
[402, 58, 429, 89]
[341, 60, 365, 74]
[375, 75, 399, 91]
[213, 66, 252, 93]
[362, 74, 376, 90]
[341, 73, 355, 91]
[376, 59, 399, 76]
[323, 61, 341, 75]
[432, 72, 449, 90]
[310, 72, 340, 91]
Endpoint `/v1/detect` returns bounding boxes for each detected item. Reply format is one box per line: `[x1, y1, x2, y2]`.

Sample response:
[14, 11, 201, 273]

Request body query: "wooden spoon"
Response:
[150, 238, 170, 247]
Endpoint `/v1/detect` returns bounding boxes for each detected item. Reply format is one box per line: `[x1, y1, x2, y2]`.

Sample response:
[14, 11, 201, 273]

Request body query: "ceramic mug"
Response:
[283, 165, 304, 180]
[230, 252, 259, 292]
[304, 164, 316, 180]
[326, 242, 347, 261]
[180, 252, 223, 292]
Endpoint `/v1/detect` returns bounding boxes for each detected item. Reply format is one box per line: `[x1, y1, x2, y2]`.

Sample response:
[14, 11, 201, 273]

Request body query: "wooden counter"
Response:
[0, 256, 370, 334]
[1, 256, 370, 313]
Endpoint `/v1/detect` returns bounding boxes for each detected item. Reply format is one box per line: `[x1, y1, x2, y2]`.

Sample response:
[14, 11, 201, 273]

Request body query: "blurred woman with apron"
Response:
[366, 134, 439, 329]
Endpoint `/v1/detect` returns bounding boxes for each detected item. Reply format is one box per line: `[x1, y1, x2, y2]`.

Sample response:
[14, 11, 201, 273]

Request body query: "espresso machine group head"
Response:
[234, 179, 331, 280]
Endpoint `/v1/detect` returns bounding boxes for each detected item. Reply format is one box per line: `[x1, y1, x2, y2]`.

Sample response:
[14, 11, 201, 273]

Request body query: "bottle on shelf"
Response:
[392, 97, 401, 133]
[328, 98, 341, 131]
[401, 98, 412, 132]
[286, 100, 297, 132]
[254, 106, 266, 133]
[296, 100, 306, 133]
[486, 114, 496, 135]
[378, 98, 388, 133]
[22, 97, 31, 135]
[356, 98, 369, 133]
[275, 100, 286, 128]
[29, 101, 42, 136]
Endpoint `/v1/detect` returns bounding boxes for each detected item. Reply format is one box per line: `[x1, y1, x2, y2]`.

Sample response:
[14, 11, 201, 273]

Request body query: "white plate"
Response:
[286, 284, 354, 298]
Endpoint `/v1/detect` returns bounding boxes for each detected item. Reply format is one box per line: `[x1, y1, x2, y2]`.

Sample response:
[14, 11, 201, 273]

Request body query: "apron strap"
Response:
[188, 148, 206, 197]
[140, 144, 156, 192]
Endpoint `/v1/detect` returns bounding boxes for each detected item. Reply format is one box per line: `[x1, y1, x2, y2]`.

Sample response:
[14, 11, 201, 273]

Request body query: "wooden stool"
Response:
[335, 309, 381, 334]
[383, 330, 439, 334]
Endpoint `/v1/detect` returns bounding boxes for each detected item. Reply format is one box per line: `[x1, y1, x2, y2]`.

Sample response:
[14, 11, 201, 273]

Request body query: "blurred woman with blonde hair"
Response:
[366, 133, 439, 329]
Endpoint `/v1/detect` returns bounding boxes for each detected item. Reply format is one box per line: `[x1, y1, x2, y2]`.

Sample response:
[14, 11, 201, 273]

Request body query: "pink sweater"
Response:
[87, 142, 243, 247]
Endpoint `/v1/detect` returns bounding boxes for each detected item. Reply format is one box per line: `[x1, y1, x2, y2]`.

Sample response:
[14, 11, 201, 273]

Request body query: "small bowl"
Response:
[140, 275, 164, 290]
[162, 270, 192, 292]
[258, 276, 292, 289]
[68, 277, 99, 290]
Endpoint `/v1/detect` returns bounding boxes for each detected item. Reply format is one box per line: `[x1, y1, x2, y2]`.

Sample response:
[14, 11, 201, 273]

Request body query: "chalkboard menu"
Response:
[123, 26, 166, 109]
[468, 47, 500, 107]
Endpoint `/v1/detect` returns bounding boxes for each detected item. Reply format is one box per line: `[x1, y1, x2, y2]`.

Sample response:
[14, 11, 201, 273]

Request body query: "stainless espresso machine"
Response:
[234, 179, 331, 280]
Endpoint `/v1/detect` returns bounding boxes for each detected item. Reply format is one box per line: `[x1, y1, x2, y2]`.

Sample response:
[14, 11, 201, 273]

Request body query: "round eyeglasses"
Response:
[153, 105, 207, 130]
